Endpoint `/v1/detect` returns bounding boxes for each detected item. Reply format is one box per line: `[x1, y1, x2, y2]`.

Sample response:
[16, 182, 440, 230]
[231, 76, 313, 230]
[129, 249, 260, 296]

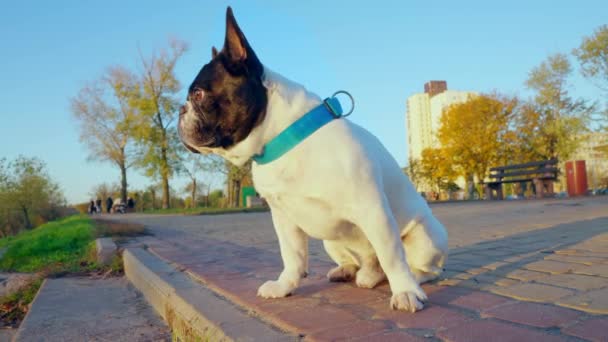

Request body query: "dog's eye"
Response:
[193, 89, 205, 102]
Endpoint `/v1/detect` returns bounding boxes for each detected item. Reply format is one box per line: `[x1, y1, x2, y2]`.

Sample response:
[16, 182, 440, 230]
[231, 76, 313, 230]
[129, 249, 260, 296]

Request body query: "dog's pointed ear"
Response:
[212, 46, 218, 58]
[224, 6, 263, 76]
[225, 6, 248, 61]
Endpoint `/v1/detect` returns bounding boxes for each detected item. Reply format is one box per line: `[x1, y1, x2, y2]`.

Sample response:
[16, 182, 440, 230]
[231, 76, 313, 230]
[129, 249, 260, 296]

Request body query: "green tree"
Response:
[208, 189, 225, 208]
[202, 155, 251, 208]
[226, 161, 252, 208]
[71, 67, 138, 203]
[0, 156, 65, 235]
[134, 185, 160, 212]
[438, 93, 518, 195]
[573, 24, 608, 132]
[573, 25, 608, 92]
[524, 53, 593, 160]
[133, 39, 188, 209]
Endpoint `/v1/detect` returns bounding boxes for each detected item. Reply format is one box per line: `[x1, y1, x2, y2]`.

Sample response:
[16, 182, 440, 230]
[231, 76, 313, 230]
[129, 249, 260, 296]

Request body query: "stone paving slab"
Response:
[139, 233, 605, 341]
[14, 277, 170, 342]
[111, 197, 608, 341]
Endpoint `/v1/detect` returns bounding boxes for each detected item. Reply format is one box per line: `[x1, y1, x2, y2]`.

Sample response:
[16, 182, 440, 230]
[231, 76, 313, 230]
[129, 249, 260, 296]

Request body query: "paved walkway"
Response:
[15, 277, 170, 341]
[110, 197, 608, 341]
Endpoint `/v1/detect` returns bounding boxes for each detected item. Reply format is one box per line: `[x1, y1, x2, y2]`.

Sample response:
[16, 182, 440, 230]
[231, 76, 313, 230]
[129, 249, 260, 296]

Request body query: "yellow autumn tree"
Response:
[419, 148, 458, 195]
[438, 93, 518, 192]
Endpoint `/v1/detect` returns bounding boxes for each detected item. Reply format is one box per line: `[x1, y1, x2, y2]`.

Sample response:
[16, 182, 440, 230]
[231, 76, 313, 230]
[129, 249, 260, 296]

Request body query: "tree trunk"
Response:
[227, 179, 233, 207]
[233, 180, 241, 207]
[161, 173, 170, 209]
[150, 189, 156, 209]
[191, 178, 197, 208]
[21, 206, 32, 229]
[160, 144, 170, 209]
[466, 174, 475, 200]
[120, 163, 128, 203]
[155, 111, 171, 209]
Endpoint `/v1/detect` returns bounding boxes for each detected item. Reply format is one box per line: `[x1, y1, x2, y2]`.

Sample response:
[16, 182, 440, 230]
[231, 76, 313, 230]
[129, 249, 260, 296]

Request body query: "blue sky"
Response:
[0, 0, 605, 204]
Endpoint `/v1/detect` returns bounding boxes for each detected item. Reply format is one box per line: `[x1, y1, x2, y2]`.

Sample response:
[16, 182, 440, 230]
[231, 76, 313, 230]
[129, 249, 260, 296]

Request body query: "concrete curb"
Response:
[13, 278, 47, 342]
[95, 237, 117, 266]
[123, 248, 294, 342]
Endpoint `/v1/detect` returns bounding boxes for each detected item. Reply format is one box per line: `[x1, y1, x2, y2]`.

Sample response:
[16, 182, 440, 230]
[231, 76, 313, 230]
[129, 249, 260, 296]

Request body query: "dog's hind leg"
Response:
[349, 188, 427, 312]
[323, 240, 358, 282]
[327, 264, 358, 282]
[356, 257, 386, 288]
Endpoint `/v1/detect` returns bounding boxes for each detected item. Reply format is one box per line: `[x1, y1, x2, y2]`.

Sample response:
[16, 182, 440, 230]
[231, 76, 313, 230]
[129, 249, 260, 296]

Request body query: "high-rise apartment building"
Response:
[406, 81, 476, 162]
[424, 80, 447, 97]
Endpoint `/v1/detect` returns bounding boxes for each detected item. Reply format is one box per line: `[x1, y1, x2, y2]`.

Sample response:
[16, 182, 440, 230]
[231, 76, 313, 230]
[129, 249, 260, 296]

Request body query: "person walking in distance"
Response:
[106, 197, 113, 213]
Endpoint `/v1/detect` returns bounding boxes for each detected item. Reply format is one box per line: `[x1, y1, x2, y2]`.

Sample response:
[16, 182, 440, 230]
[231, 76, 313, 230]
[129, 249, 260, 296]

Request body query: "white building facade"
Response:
[406, 81, 476, 161]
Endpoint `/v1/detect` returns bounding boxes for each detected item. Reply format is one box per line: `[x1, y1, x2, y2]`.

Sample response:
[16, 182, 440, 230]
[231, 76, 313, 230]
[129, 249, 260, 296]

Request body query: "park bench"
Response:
[483, 159, 559, 200]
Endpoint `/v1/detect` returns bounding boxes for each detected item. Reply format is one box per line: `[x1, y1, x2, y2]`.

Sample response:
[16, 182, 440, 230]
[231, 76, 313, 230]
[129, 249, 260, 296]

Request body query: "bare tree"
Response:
[71, 67, 138, 203]
[181, 154, 207, 208]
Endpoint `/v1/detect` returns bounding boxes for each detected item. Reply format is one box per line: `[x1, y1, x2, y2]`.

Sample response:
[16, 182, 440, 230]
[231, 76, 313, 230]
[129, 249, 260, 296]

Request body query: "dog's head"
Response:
[179, 7, 267, 154]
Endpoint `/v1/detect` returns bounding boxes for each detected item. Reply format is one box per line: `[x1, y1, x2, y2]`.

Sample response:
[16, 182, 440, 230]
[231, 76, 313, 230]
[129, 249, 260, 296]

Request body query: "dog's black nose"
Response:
[179, 105, 187, 116]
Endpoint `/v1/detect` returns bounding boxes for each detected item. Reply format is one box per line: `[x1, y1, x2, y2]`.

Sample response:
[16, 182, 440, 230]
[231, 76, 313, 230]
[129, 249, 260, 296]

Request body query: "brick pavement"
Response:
[112, 197, 608, 341]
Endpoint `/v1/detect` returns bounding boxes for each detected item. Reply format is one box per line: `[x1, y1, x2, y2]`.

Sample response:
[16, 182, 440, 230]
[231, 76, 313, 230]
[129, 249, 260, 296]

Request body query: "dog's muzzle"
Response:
[178, 105, 201, 154]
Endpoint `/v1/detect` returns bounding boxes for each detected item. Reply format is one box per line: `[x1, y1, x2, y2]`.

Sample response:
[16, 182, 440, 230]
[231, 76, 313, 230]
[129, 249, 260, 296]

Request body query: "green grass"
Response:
[143, 206, 269, 215]
[0, 215, 144, 328]
[0, 215, 96, 273]
[0, 215, 94, 328]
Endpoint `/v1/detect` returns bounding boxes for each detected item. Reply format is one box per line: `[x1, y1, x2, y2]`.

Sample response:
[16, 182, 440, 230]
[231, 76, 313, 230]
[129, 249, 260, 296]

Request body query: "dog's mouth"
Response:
[178, 107, 236, 153]
[177, 126, 201, 154]
[182, 140, 201, 154]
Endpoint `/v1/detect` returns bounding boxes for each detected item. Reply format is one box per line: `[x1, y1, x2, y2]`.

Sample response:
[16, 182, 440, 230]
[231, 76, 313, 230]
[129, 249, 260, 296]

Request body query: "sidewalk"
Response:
[116, 197, 608, 341]
[14, 277, 170, 342]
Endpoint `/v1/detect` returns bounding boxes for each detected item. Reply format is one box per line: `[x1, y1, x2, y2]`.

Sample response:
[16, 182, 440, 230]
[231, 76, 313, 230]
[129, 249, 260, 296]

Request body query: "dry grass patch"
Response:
[0, 278, 42, 328]
[93, 219, 146, 238]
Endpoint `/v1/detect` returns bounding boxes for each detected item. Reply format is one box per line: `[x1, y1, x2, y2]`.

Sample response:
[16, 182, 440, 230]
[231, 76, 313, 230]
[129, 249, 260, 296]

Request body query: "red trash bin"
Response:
[565, 160, 588, 196]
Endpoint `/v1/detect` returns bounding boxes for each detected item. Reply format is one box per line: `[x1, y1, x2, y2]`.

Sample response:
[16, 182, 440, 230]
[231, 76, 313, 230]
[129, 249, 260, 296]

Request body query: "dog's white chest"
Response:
[262, 190, 356, 240]
[253, 162, 356, 241]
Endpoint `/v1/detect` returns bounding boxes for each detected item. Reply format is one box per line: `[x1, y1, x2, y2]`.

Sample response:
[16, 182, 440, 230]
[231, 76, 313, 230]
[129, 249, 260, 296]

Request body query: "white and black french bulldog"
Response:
[179, 7, 448, 313]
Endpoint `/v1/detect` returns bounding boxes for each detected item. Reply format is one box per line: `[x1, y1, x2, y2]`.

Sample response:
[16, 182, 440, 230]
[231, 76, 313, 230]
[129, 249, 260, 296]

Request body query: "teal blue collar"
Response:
[253, 94, 350, 165]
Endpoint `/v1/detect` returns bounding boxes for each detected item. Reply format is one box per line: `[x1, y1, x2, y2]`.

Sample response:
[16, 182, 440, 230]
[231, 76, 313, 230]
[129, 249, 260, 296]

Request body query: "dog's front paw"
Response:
[257, 280, 292, 298]
[390, 288, 428, 313]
